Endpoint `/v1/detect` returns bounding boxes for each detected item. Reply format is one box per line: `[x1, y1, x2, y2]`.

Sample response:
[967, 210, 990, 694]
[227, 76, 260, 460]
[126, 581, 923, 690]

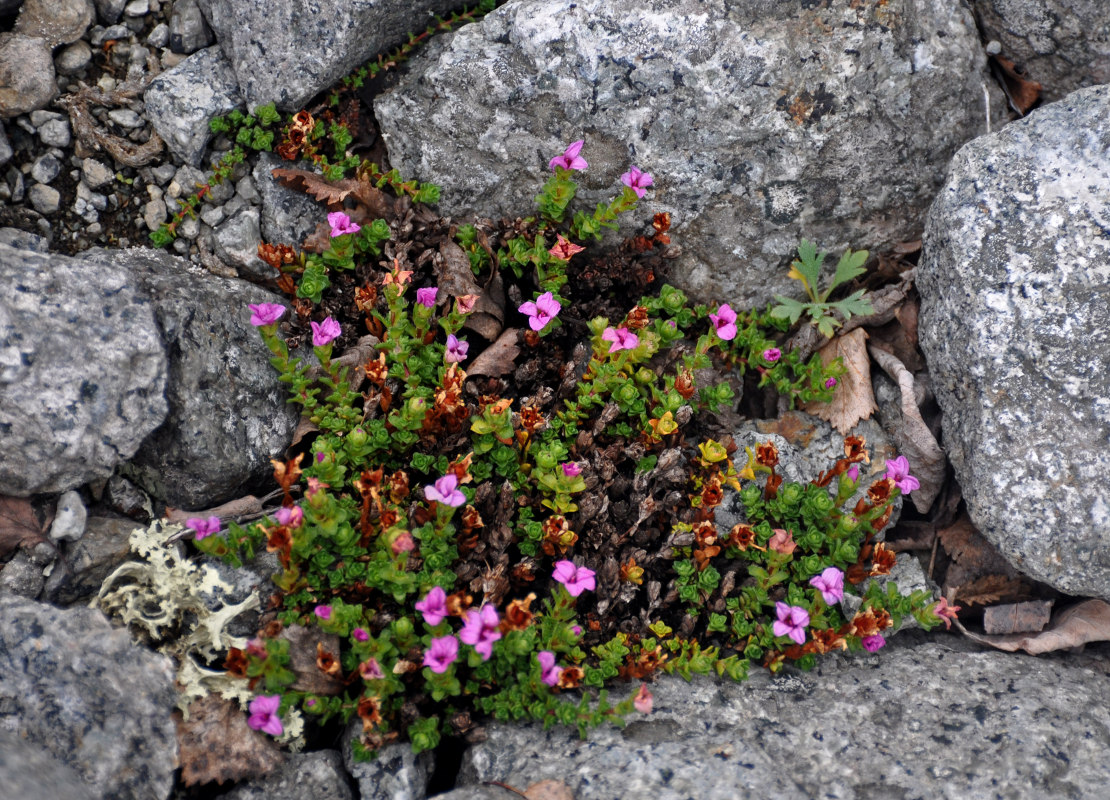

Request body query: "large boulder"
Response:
[970, 0, 1110, 102]
[376, 0, 999, 308]
[450, 635, 1110, 799]
[917, 85, 1110, 597]
[0, 242, 168, 496]
[197, 0, 472, 111]
[0, 594, 179, 800]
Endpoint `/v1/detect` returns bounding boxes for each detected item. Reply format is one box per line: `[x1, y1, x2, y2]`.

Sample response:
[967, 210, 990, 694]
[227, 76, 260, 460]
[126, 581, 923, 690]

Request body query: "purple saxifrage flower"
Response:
[423, 635, 459, 674]
[459, 605, 502, 660]
[445, 334, 469, 363]
[601, 326, 639, 353]
[537, 650, 562, 687]
[763, 347, 782, 363]
[772, 601, 810, 645]
[275, 506, 303, 528]
[809, 567, 845, 605]
[519, 291, 562, 332]
[708, 303, 737, 340]
[861, 635, 886, 652]
[249, 303, 286, 327]
[352, 627, 369, 642]
[549, 139, 588, 171]
[359, 657, 384, 680]
[620, 165, 653, 198]
[311, 316, 341, 347]
[328, 211, 361, 237]
[561, 462, 581, 478]
[425, 474, 465, 507]
[186, 516, 220, 540]
[552, 560, 596, 597]
[825, 377, 838, 389]
[314, 604, 332, 621]
[247, 695, 283, 736]
[416, 287, 438, 308]
[415, 586, 449, 626]
[884, 455, 920, 494]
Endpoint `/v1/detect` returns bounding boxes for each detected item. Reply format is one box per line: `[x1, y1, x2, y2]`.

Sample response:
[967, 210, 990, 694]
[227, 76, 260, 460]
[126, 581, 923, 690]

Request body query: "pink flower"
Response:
[884, 455, 920, 494]
[549, 235, 585, 261]
[416, 287, 438, 308]
[415, 586, 449, 626]
[809, 567, 845, 605]
[305, 477, 328, 499]
[246, 637, 266, 657]
[315, 452, 326, 464]
[445, 334, 469, 363]
[601, 326, 639, 353]
[768, 528, 796, 555]
[425, 473, 465, 507]
[275, 506, 303, 528]
[455, 294, 478, 314]
[571, 625, 583, 637]
[620, 165, 653, 198]
[549, 139, 588, 172]
[763, 347, 782, 363]
[311, 316, 341, 347]
[248, 303, 286, 327]
[359, 657, 384, 680]
[537, 651, 562, 687]
[423, 635, 459, 674]
[633, 684, 653, 714]
[247, 695, 283, 736]
[352, 627, 369, 642]
[931, 597, 961, 630]
[391, 531, 415, 555]
[328, 211, 360, 237]
[552, 560, 596, 597]
[861, 635, 885, 652]
[186, 516, 220, 540]
[846, 465, 860, 482]
[314, 605, 332, 621]
[459, 605, 502, 660]
[708, 304, 737, 341]
[561, 462, 581, 478]
[519, 291, 562, 332]
[772, 602, 809, 645]
[825, 377, 838, 389]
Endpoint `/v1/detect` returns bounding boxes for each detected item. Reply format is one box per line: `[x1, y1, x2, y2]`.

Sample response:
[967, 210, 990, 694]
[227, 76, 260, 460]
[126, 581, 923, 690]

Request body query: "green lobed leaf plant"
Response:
[193, 140, 948, 761]
[770, 239, 874, 338]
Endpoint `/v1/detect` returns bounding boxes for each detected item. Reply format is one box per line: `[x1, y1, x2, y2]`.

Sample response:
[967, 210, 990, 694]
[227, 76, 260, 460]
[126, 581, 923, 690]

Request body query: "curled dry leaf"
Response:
[271, 167, 359, 206]
[468, 328, 523, 378]
[868, 345, 945, 512]
[175, 694, 285, 787]
[803, 327, 877, 434]
[956, 599, 1110, 654]
[955, 574, 1029, 608]
[437, 240, 504, 341]
[0, 495, 47, 558]
[990, 55, 1042, 115]
[982, 599, 1053, 635]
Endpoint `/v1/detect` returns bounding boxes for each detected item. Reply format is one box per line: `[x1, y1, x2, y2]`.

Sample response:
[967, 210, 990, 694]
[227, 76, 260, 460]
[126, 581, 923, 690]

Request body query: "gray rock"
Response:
[343, 721, 435, 800]
[177, 214, 200, 239]
[107, 107, 143, 128]
[123, 0, 145, 15]
[206, 172, 234, 203]
[0, 225, 48, 251]
[72, 247, 298, 508]
[94, 0, 126, 24]
[13, 0, 95, 46]
[971, 0, 1110, 102]
[50, 515, 137, 604]
[0, 123, 11, 165]
[0, 550, 45, 598]
[235, 174, 259, 204]
[213, 206, 268, 278]
[197, 0, 468, 111]
[4, 165, 24, 202]
[918, 85, 1110, 597]
[167, 163, 205, 198]
[49, 489, 88, 543]
[376, 0, 1001, 309]
[82, 157, 114, 189]
[223, 750, 353, 800]
[143, 196, 166, 229]
[89, 21, 129, 46]
[30, 151, 61, 183]
[456, 635, 1110, 800]
[152, 161, 177, 185]
[0, 243, 168, 496]
[104, 473, 153, 520]
[168, 0, 211, 54]
[55, 38, 93, 74]
[0, 730, 97, 800]
[27, 181, 61, 214]
[38, 116, 72, 146]
[146, 20, 168, 48]
[199, 203, 225, 227]
[253, 152, 321, 247]
[0, 594, 178, 800]
[143, 45, 242, 165]
[0, 33, 56, 118]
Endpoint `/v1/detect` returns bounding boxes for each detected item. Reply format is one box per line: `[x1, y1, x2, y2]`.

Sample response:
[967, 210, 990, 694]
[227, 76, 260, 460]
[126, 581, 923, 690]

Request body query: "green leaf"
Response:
[791, 239, 825, 288]
[770, 296, 806, 324]
[817, 316, 837, 338]
[828, 248, 868, 295]
[833, 288, 873, 320]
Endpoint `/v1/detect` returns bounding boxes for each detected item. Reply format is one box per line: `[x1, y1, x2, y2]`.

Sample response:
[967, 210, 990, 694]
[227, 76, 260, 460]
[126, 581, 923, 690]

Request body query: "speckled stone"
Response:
[222, 751, 353, 800]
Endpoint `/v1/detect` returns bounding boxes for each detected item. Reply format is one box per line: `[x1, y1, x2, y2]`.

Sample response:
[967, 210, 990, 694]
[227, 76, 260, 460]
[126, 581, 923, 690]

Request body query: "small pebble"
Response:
[31, 153, 62, 185]
[124, 0, 149, 16]
[90, 24, 132, 47]
[152, 162, 176, 184]
[29, 110, 62, 127]
[199, 205, 225, 227]
[97, 74, 117, 92]
[55, 40, 93, 75]
[38, 119, 72, 148]
[146, 22, 169, 48]
[87, 222, 102, 234]
[178, 215, 200, 239]
[49, 491, 87, 543]
[81, 158, 114, 189]
[108, 108, 143, 129]
[28, 183, 61, 215]
[143, 197, 166, 230]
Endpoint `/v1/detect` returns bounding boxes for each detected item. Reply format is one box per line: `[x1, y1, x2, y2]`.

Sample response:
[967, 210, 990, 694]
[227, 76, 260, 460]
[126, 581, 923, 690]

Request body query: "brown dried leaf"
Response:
[956, 599, 1110, 654]
[164, 495, 265, 526]
[0, 495, 47, 558]
[271, 167, 358, 205]
[990, 55, 1042, 115]
[437, 241, 504, 341]
[803, 328, 877, 434]
[525, 779, 576, 800]
[468, 328, 522, 378]
[175, 695, 285, 787]
[955, 574, 1028, 608]
[868, 345, 945, 511]
[289, 416, 320, 451]
[982, 599, 1053, 635]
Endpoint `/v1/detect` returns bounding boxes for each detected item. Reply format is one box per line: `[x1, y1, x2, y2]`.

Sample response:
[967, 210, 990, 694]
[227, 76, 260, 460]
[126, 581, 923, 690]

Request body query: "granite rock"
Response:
[13, 0, 95, 46]
[222, 750, 353, 800]
[0, 729, 97, 800]
[48, 515, 138, 605]
[917, 85, 1110, 597]
[253, 151, 322, 247]
[343, 721, 436, 800]
[0, 33, 56, 118]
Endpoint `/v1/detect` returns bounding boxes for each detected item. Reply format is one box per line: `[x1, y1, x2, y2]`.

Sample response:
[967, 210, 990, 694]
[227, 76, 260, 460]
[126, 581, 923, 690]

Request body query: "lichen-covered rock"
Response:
[0, 242, 168, 496]
[0, 594, 179, 800]
[971, 0, 1110, 102]
[196, 0, 471, 111]
[454, 635, 1110, 799]
[376, 0, 999, 308]
[917, 85, 1110, 597]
